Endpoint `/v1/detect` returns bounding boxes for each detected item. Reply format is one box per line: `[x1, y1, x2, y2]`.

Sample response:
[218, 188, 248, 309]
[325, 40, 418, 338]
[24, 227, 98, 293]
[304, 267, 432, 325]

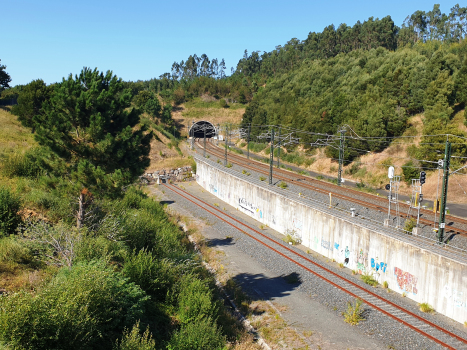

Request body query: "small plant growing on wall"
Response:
[283, 229, 301, 245]
[278, 181, 288, 189]
[361, 273, 378, 287]
[226, 162, 232, 168]
[259, 176, 266, 181]
[419, 303, 435, 314]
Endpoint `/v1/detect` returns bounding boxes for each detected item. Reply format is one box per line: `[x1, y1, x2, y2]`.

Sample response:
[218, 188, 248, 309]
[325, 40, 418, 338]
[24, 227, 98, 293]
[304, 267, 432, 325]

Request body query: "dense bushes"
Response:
[0, 260, 149, 350]
[0, 185, 228, 349]
[0, 187, 21, 237]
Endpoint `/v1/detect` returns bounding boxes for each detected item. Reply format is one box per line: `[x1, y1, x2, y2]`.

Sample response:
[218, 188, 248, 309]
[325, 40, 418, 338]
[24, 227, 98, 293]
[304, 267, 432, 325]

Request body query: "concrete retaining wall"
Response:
[196, 157, 467, 324]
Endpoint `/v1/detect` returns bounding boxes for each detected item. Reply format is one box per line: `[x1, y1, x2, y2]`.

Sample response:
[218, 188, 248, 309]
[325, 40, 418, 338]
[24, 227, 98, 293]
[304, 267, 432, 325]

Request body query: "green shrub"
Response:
[0, 260, 149, 350]
[175, 274, 220, 325]
[114, 322, 156, 350]
[167, 317, 225, 350]
[2, 149, 42, 178]
[402, 161, 420, 184]
[219, 99, 228, 108]
[343, 299, 365, 325]
[419, 302, 435, 313]
[278, 181, 288, 189]
[248, 142, 268, 153]
[361, 273, 378, 286]
[0, 236, 34, 265]
[76, 235, 128, 264]
[403, 218, 417, 233]
[123, 249, 178, 301]
[0, 187, 21, 237]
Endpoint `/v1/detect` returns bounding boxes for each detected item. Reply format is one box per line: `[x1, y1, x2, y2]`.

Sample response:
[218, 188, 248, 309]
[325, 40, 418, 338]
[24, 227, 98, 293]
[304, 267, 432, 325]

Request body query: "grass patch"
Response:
[226, 162, 232, 168]
[277, 181, 287, 189]
[361, 273, 378, 287]
[419, 303, 435, 314]
[259, 176, 266, 181]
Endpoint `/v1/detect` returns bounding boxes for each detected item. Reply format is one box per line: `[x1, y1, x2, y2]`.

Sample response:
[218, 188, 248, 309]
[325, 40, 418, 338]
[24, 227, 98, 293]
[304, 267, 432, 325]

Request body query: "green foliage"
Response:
[361, 273, 378, 286]
[34, 67, 152, 197]
[248, 142, 268, 153]
[0, 236, 34, 266]
[167, 317, 225, 350]
[0, 260, 149, 350]
[403, 218, 417, 233]
[419, 302, 435, 313]
[402, 161, 420, 184]
[175, 274, 220, 325]
[172, 88, 185, 105]
[114, 322, 156, 350]
[0, 59, 11, 91]
[278, 181, 288, 189]
[0, 187, 21, 237]
[1, 147, 59, 179]
[123, 249, 179, 301]
[219, 98, 228, 108]
[343, 299, 365, 326]
[11, 79, 52, 132]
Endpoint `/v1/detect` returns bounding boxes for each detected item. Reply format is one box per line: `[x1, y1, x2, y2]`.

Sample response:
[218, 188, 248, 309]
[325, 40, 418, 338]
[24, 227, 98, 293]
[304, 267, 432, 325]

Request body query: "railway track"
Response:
[165, 182, 467, 350]
[199, 139, 467, 239]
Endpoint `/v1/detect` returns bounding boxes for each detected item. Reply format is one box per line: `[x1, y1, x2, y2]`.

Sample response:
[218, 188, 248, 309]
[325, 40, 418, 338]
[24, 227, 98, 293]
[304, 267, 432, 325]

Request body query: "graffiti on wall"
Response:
[443, 285, 466, 308]
[292, 217, 303, 233]
[313, 236, 319, 250]
[238, 198, 261, 218]
[356, 249, 368, 274]
[394, 267, 418, 295]
[209, 184, 218, 193]
[371, 257, 387, 273]
[321, 239, 332, 250]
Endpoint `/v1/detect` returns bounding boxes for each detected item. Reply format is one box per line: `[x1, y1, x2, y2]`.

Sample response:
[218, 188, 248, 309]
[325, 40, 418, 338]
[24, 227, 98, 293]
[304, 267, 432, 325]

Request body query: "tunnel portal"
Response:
[189, 120, 217, 138]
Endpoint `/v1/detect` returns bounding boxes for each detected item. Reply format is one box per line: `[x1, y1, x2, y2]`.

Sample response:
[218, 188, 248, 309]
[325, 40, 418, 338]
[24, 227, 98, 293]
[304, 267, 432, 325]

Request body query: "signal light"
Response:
[420, 171, 426, 185]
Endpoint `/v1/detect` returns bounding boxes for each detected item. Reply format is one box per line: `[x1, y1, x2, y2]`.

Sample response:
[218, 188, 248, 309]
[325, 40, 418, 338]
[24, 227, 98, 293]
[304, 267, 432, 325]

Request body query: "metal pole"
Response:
[277, 126, 281, 168]
[203, 126, 206, 158]
[269, 128, 275, 185]
[247, 124, 251, 160]
[190, 121, 194, 150]
[438, 141, 452, 243]
[224, 124, 228, 166]
[388, 180, 392, 220]
[338, 128, 344, 186]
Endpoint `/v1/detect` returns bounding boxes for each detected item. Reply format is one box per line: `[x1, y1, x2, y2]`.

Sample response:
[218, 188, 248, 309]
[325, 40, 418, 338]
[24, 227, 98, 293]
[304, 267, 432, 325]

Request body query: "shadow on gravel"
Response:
[207, 237, 235, 246]
[159, 200, 175, 206]
[230, 272, 302, 301]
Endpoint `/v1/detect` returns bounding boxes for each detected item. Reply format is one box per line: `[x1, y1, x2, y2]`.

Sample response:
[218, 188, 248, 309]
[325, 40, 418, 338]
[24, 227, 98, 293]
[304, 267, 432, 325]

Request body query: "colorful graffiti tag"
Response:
[356, 249, 368, 274]
[394, 267, 418, 295]
[238, 198, 260, 216]
[321, 239, 332, 250]
[371, 258, 387, 273]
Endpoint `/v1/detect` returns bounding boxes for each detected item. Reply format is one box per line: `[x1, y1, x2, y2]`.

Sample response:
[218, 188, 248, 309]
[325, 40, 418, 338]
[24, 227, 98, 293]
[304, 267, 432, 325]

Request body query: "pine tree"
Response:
[34, 68, 152, 202]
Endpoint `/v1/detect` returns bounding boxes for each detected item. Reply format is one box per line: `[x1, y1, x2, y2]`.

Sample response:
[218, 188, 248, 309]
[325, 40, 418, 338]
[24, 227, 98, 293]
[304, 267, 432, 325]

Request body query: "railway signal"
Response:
[420, 171, 426, 185]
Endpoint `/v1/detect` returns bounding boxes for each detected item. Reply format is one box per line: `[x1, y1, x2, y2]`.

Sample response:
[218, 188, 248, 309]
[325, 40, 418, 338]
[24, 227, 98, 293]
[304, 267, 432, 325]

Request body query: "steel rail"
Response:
[165, 182, 467, 349]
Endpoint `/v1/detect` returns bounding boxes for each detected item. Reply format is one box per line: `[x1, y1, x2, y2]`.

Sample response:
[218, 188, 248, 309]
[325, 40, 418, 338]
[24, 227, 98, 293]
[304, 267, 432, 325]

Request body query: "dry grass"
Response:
[0, 107, 36, 158]
[249, 300, 313, 349]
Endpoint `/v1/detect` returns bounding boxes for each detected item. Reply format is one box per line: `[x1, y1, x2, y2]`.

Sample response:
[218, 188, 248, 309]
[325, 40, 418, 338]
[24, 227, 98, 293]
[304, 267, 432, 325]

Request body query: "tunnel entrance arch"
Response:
[189, 121, 217, 138]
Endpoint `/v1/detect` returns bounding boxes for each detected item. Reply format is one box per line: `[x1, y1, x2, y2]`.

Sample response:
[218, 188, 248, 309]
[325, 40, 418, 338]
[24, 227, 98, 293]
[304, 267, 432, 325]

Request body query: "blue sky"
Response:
[3, 0, 462, 86]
